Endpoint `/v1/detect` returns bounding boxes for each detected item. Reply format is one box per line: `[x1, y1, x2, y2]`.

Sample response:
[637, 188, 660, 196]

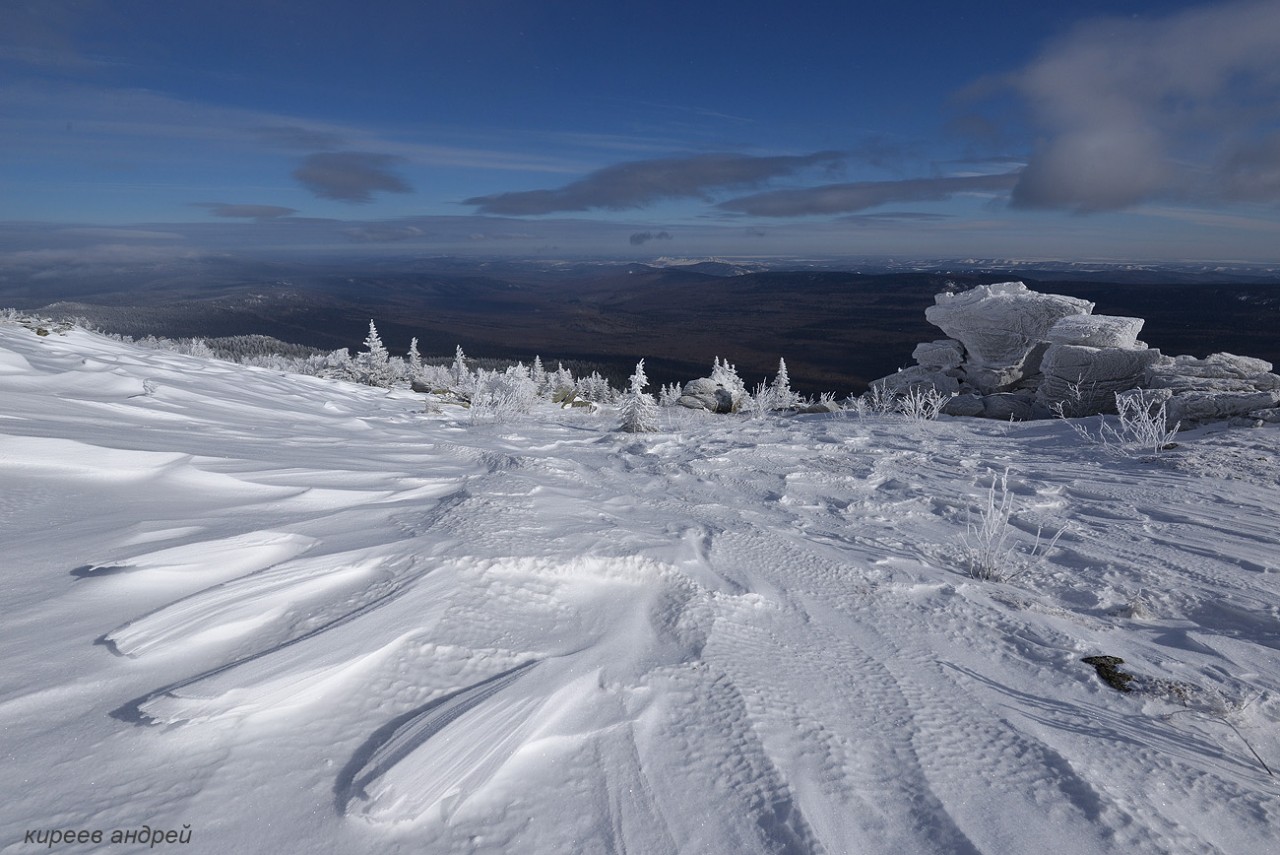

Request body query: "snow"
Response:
[3, 322, 1280, 854]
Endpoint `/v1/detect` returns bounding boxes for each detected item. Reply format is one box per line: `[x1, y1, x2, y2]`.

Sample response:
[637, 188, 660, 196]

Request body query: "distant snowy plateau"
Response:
[2, 320, 1279, 855]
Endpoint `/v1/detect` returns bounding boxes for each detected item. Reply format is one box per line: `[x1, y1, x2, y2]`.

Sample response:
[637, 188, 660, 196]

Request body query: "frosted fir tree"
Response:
[406, 337, 423, 381]
[710, 356, 747, 411]
[771, 357, 797, 410]
[548, 363, 576, 399]
[449, 345, 471, 391]
[530, 355, 547, 394]
[658, 382, 682, 407]
[361, 320, 394, 387]
[576, 370, 615, 403]
[618, 359, 659, 433]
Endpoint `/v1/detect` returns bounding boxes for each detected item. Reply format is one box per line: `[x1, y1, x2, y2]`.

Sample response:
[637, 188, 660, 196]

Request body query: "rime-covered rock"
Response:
[873, 282, 1093, 398]
[1036, 344, 1165, 415]
[1045, 315, 1145, 349]
[912, 339, 965, 370]
[979, 392, 1037, 421]
[942, 393, 984, 417]
[924, 282, 1093, 390]
[873, 365, 961, 395]
[1166, 390, 1280, 426]
[872, 282, 1279, 426]
[1146, 353, 1280, 394]
[676, 377, 734, 413]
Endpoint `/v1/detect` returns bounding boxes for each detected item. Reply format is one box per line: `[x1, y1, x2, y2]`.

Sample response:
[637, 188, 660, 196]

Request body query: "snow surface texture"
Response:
[3, 323, 1280, 854]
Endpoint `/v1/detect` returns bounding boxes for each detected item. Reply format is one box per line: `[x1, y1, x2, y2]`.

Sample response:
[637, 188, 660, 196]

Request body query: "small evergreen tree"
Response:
[549, 363, 576, 399]
[406, 337, 423, 380]
[530, 355, 547, 394]
[450, 345, 471, 391]
[618, 359, 659, 433]
[576, 370, 615, 403]
[361, 320, 394, 387]
[710, 356, 747, 411]
[771, 357, 796, 410]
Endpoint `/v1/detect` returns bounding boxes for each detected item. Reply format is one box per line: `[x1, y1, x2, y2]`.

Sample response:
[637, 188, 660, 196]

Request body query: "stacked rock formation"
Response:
[873, 281, 1280, 426]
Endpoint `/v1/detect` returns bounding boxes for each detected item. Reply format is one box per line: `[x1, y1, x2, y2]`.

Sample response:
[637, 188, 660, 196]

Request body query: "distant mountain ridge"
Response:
[6, 257, 1278, 394]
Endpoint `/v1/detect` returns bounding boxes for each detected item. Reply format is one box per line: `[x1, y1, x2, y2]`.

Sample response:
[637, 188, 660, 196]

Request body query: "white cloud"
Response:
[1008, 0, 1280, 211]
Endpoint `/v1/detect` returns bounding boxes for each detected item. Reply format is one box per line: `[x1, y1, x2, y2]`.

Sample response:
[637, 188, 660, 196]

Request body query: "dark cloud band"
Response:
[629, 231, 672, 246]
[293, 152, 412, 203]
[465, 151, 844, 215]
[718, 173, 1020, 216]
[193, 203, 298, 220]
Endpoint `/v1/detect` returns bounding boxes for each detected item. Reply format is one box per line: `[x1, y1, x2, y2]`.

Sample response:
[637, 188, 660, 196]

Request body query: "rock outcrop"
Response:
[676, 377, 735, 413]
[924, 282, 1093, 394]
[873, 282, 1280, 427]
[1035, 314, 1161, 415]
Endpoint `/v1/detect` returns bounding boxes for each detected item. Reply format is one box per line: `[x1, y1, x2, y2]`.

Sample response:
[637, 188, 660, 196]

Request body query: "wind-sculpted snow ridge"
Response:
[2, 321, 1280, 854]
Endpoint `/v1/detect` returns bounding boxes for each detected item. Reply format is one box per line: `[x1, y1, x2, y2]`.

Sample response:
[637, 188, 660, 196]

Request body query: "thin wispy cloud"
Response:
[252, 125, 348, 151]
[718, 173, 1020, 216]
[343, 224, 428, 243]
[1007, 0, 1280, 212]
[56, 227, 185, 241]
[0, 0, 101, 71]
[293, 152, 412, 203]
[194, 203, 298, 220]
[465, 152, 845, 215]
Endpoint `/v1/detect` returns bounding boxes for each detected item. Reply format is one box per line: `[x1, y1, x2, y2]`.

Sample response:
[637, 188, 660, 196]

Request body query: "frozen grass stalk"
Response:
[960, 468, 1064, 582]
[895, 386, 950, 420]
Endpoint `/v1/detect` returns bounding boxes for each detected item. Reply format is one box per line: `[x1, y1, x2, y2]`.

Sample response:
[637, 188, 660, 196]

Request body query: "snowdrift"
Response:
[2, 321, 1279, 854]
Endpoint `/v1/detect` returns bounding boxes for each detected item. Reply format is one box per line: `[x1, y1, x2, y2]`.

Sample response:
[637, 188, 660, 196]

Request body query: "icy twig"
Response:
[959, 468, 1064, 582]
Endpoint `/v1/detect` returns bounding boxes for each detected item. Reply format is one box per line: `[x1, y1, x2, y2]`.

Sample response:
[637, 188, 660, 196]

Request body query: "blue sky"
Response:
[3, 0, 1280, 261]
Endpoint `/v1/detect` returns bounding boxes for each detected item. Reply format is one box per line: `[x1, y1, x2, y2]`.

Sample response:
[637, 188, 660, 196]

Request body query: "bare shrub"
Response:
[960, 468, 1064, 581]
[896, 386, 950, 420]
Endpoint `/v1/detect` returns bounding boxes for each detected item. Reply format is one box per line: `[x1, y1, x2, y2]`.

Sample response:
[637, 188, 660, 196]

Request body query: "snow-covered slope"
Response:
[2, 322, 1279, 854]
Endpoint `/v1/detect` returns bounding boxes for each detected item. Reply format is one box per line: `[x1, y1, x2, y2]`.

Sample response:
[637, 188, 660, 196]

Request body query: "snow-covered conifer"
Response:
[710, 356, 747, 411]
[361, 320, 394, 387]
[659, 382, 682, 407]
[548, 363, 576, 400]
[406, 337, 423, 380]
[618, 359, 659, 433]
[469, 366, 537, 424]
[530, 355, 547, 394]
[772, 357, 797, 409]
[450, 345, 471, 390]
[577, 370, 614, 403]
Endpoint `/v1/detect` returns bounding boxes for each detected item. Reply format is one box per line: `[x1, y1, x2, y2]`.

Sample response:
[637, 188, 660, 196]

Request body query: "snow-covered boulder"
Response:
[1139, 353, 1280, 425]
[1036, 344, 1165, 415]
[980, 392, 1037, 421]
[1146, 353, 1280, 394]
[925, 282, 1093, 390]
[676, 377, 734, 413]
[1045, 315, 1145, 349]
[1166, 390, 1280, 426]
[873, 282, 1279, 426]
[872, 365, 961, 395]
[941, 393, 985, 417]
[872, 281, 1090, 410]
[912, 339, 965, 370]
